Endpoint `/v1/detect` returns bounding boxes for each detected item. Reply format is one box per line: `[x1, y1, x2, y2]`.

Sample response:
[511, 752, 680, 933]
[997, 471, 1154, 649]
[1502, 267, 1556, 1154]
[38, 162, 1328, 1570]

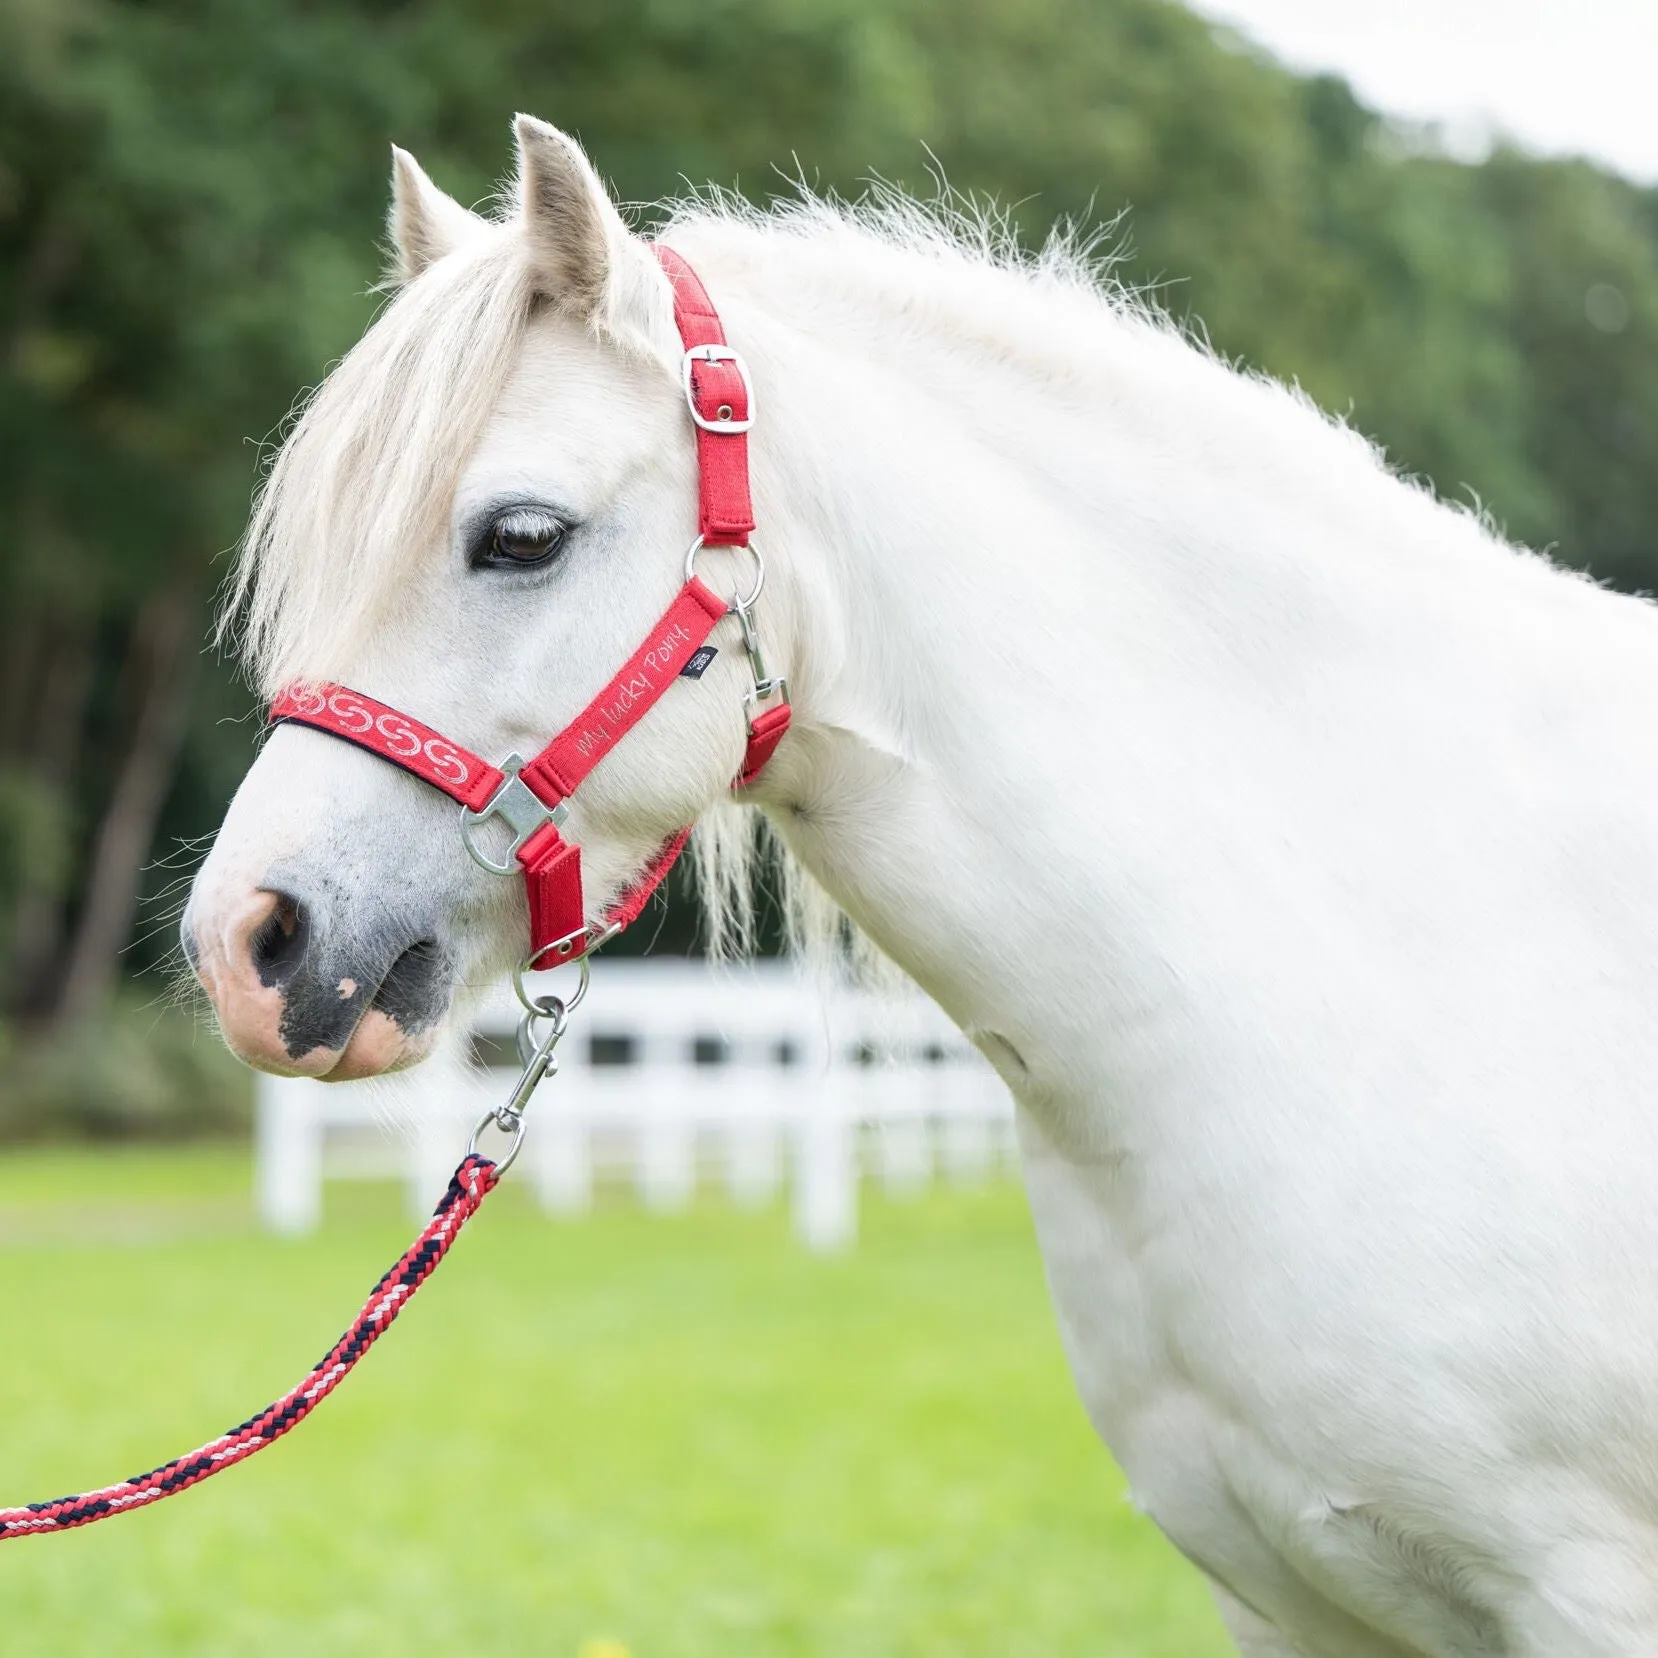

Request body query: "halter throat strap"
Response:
[269, 244, 789, 963]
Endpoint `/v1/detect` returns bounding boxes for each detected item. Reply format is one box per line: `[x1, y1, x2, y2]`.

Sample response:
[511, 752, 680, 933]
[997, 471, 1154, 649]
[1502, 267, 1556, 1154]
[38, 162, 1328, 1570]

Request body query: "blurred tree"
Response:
[1476, 153, 1658, 587]
[0, 0, 1654, 1091]
[1, 0, 398, 1022]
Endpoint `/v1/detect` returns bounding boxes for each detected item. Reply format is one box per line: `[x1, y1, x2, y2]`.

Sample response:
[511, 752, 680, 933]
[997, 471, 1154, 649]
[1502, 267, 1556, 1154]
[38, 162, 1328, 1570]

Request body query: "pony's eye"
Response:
[481, 509, 567, 568]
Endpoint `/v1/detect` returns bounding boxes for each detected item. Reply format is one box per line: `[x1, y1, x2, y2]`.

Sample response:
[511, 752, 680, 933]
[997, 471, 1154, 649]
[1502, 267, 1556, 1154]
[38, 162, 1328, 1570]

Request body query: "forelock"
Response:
[224, 227, 535, 694]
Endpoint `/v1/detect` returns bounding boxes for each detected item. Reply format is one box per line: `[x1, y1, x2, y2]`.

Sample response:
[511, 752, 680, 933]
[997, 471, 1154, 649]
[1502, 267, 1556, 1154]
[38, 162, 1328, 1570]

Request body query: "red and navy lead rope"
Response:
[0, 1153, 501, 1541]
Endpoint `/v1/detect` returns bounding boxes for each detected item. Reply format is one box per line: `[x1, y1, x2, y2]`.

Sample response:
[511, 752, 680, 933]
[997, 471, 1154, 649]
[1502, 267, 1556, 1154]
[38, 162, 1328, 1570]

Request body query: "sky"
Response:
[1184, 0, 1658, 183]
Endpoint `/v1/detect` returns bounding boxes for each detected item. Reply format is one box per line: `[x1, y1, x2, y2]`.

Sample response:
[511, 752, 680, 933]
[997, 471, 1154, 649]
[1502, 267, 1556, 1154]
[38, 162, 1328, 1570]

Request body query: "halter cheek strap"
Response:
[268, 245, 791, 963]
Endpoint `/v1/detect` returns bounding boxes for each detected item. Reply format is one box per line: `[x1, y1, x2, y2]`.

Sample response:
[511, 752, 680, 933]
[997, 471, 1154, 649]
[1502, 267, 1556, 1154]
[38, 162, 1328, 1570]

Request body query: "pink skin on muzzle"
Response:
[191, 888, 433, 1080]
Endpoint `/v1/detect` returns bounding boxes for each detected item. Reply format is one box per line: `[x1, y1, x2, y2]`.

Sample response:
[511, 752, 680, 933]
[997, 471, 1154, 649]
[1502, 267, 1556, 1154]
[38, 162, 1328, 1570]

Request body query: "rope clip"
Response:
[467, 990, 571, 1177]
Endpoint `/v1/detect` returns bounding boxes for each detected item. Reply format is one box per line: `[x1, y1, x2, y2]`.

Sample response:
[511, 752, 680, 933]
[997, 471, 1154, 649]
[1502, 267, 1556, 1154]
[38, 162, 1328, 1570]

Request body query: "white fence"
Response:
[255, 960, 1017, 1251]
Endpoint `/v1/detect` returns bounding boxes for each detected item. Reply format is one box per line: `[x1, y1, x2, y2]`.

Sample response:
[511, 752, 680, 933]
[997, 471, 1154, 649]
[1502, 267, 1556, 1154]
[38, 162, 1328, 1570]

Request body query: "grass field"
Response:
[0, 1148, 1231, 1656]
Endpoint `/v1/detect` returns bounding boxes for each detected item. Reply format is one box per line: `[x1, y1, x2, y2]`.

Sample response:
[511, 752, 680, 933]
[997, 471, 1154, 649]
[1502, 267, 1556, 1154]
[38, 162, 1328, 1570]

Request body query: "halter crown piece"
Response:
[268, 245, 792, 965]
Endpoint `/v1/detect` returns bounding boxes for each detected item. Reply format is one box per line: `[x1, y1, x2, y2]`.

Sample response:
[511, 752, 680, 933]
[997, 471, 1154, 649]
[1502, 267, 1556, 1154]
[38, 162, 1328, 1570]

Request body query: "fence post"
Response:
[631, 1024, 698, 1212]
[256, 1074, 321, 1235]
[873, 1115, 932, 1197]
[531, 1118, 593, 1216]
[401, 1047, 477, 1218]
[793, 1085, 856, 1253]
[939, 1112, 993, 1186]
[408, 1101, 459, 1219]
[725, 1119, 783, 1208]
[637, 1116, 697, 1211]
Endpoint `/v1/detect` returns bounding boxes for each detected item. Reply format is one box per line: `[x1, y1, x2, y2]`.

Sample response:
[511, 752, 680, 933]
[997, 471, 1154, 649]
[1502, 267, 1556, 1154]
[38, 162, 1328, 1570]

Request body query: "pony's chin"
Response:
[320, 1010, 440, 1081]
[220, 1007, 439, 1081]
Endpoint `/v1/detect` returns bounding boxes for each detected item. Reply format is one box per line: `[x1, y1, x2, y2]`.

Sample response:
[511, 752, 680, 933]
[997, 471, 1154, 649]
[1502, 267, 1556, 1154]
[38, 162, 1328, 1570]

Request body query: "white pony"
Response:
[185, 117, 1658, 1655]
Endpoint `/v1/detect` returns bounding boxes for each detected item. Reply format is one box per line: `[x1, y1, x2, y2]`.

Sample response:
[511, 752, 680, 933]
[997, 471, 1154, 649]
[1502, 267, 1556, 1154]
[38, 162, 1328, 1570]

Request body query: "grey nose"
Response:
[260, 890, 449, 1059]
[187, 881, 451, 1075]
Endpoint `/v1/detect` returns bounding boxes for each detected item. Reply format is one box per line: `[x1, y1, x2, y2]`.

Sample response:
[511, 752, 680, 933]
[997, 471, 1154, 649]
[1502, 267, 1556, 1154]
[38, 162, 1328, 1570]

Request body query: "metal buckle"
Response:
[459, 753, 567, 876]
[681, 343, 754, 434]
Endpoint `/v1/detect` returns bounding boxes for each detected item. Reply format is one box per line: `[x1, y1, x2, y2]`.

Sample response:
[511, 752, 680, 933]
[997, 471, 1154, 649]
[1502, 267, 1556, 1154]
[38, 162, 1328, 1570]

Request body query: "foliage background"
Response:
[1, 0, 1654, 1134]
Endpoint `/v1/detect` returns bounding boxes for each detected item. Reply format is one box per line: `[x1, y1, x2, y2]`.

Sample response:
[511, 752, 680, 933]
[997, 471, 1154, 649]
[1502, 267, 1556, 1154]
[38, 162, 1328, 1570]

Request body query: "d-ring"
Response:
[467, 1105, 528, 1177]
[683, 536, 764, 612]
[512, 948, 591, 1018]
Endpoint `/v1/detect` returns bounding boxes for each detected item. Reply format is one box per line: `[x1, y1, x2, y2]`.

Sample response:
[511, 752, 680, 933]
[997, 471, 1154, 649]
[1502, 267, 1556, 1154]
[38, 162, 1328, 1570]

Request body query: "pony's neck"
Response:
[683, 220, 1609, 1093]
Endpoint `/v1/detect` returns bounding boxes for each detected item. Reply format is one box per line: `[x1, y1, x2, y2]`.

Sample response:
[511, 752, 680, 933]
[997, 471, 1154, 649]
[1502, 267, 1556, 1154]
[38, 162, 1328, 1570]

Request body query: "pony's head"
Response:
[184, 118, 775, 1078]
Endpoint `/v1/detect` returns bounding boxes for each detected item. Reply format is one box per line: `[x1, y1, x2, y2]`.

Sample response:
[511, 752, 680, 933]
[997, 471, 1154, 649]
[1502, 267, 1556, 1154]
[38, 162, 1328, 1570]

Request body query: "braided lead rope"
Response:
[0, 1153, 501, 1541]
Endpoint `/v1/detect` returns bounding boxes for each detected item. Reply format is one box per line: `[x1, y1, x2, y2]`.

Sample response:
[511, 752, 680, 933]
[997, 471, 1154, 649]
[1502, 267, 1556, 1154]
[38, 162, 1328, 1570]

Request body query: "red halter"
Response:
[269, 246, 791, 964]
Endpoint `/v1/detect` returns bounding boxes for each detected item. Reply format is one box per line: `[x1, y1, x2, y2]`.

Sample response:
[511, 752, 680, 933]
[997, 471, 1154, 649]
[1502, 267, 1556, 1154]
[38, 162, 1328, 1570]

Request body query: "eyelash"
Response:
[470, 507, 570, 571]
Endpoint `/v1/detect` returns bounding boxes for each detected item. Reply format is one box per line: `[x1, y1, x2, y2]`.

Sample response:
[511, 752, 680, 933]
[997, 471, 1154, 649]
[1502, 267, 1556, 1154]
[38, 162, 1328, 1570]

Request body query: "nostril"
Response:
[249, 891, 310, 987]
[372, 938, 449, 1031]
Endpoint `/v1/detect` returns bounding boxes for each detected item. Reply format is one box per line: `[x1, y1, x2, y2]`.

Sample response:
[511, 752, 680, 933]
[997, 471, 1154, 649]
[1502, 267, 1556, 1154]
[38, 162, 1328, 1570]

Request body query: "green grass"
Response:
[0, 1149, 1230, 1657]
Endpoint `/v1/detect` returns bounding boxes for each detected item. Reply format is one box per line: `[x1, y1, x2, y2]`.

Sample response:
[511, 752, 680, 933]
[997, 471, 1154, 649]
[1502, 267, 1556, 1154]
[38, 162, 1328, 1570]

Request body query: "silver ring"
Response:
[467, 1107, 527, 1176]
[512, 949, 591, 1018]
[683, 536, 764, 612]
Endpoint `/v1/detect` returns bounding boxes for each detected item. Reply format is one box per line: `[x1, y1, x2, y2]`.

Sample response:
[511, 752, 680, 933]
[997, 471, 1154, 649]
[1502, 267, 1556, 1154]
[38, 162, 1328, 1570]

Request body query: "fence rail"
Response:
[255, 961, 1017, 1250]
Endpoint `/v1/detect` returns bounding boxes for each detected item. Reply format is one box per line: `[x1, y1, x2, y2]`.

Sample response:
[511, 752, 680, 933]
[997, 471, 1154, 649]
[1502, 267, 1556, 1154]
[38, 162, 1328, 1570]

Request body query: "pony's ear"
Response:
[388, 147, 487, 284]
[512, 114, 631, 316]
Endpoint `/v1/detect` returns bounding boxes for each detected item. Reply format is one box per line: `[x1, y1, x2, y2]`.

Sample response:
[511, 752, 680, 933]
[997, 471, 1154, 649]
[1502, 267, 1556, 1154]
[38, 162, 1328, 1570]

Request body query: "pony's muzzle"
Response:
[185, 885, 447, 1080]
